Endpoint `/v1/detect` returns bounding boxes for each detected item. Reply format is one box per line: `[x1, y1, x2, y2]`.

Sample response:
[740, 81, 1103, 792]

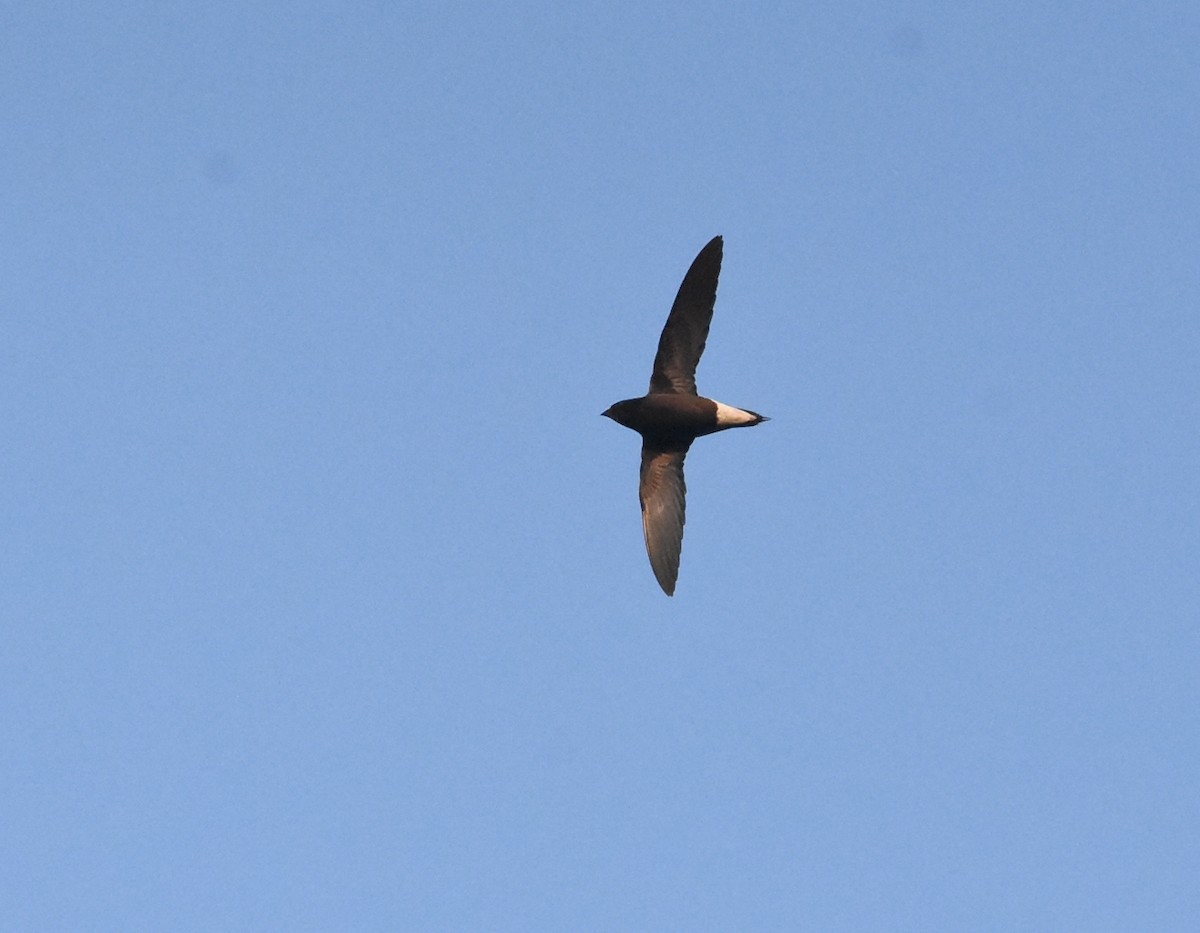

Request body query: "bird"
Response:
[602, 235, 768, 596]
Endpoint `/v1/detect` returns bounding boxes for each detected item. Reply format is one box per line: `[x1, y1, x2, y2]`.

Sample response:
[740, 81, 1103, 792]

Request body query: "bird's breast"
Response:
[613, 394, 717, 439]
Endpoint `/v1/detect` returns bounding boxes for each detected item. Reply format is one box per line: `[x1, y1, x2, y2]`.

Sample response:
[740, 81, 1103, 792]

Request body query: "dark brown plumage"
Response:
[602, 236, 768, 595]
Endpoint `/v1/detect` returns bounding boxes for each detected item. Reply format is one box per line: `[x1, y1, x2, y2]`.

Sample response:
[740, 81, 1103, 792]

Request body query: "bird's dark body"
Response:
[602, 235, 768, 596]
[604, 395, 727, 441]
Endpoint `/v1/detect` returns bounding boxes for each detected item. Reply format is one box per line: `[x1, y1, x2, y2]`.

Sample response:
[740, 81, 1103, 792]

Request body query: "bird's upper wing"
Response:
[639, 442, 691, 596]
[648, 236, 723, 396]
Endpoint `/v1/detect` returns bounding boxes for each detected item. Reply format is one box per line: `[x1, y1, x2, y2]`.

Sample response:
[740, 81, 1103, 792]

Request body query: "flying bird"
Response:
[602, 236, 768, 596]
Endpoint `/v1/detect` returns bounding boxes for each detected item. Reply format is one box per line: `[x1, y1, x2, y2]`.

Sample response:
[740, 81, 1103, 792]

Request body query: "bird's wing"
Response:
[648, 236, 722, 396]
[639, 443, 691, 596]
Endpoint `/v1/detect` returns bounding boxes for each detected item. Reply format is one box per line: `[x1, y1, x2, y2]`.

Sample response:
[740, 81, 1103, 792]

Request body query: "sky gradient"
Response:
[4, 2, 1199, 930]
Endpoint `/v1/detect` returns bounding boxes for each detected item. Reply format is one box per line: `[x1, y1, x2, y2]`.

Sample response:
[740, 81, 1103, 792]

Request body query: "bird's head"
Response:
[601, 399, 638, 428]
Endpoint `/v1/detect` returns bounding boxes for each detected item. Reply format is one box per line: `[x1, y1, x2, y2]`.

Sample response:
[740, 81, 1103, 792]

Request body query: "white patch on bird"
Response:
[713, 401, 759, 427]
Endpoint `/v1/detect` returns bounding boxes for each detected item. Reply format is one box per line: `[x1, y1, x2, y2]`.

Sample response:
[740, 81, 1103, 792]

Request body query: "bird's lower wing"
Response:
[639, 444, 691, 596]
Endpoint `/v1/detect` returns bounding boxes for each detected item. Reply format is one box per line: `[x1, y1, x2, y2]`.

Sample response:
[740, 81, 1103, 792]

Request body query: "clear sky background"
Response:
[4, 2, 1199, 930]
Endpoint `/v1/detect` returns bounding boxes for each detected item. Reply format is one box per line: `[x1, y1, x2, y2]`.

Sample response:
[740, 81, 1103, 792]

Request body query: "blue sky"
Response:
[4, 2, 1199, 929]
